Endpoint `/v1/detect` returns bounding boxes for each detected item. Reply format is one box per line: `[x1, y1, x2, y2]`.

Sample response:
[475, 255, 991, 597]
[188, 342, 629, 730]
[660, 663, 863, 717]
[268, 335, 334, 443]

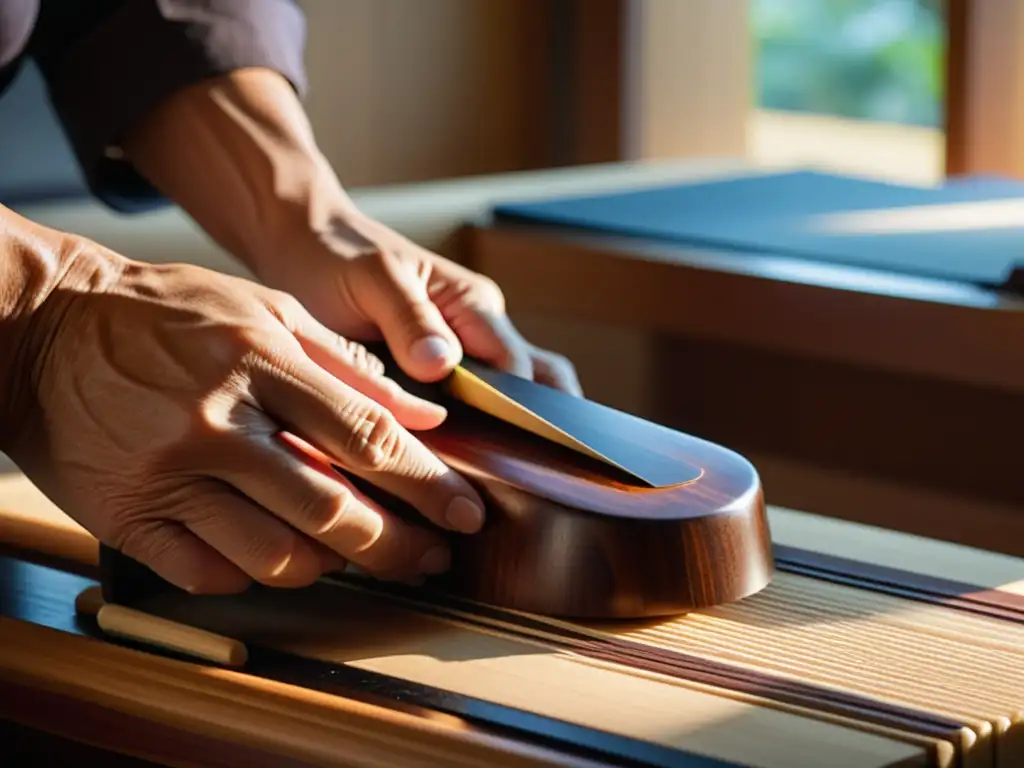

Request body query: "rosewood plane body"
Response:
[408, 399, 773, 618]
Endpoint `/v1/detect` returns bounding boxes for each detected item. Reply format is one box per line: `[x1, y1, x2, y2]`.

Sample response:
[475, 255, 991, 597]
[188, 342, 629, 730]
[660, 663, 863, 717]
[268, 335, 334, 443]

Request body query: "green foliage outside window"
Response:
[753, 0, 944, 127]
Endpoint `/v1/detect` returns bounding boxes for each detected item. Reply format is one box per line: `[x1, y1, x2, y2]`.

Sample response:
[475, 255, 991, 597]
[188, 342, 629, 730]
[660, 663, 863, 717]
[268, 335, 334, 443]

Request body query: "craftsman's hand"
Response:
[116, 67, 580, 396]
[257, 207, 583, 395]
[11, 241, 486, 594]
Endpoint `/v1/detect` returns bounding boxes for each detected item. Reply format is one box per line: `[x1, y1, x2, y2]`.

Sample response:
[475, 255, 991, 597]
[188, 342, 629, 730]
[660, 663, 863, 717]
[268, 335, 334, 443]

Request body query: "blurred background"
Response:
[751, 0, 945, 182]
[755, 0, 942, 127]
[0, 0, 956, 205]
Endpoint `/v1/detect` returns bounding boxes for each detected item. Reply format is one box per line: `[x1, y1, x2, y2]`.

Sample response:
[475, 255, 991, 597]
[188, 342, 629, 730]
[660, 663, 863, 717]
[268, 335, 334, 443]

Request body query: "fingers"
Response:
[210, 431, 454, 582]
[177, 480, 346, 586]
[112, 518, 252, 595]
[270, 292, 448, 432]
[252, 356, 486, 538]
[110, 481, 346, 594]
[350, 250, 464, 382]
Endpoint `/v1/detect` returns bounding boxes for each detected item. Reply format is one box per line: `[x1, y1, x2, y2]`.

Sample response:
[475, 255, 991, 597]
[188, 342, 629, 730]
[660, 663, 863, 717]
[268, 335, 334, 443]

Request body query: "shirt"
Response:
[0, 0, 307, 212]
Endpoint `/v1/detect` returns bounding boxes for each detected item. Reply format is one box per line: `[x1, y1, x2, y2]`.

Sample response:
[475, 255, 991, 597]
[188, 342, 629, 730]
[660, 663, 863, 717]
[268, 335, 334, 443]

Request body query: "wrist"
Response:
[243, 152, 362, 283]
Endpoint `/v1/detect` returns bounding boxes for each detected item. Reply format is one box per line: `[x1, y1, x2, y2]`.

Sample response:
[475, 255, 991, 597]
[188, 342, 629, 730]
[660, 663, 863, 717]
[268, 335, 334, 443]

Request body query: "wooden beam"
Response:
[561, 0, 752, 165]
[943, 0, 1024, 178]
[562, 0, 628, 164]
[300, 0, 559, 185]
[943, 0, 969, 175]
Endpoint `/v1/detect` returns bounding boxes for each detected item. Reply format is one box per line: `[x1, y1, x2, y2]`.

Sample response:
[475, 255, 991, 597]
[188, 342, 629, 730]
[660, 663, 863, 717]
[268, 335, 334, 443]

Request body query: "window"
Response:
[749, 0, 946, 184]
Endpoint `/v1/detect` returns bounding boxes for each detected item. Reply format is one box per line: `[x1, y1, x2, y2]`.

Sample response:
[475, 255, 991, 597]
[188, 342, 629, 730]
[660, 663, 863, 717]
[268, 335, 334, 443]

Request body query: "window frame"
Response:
[944, 0, 1024, 178]
[561, 0, 1009, 180]
[557, 0, 751, 165]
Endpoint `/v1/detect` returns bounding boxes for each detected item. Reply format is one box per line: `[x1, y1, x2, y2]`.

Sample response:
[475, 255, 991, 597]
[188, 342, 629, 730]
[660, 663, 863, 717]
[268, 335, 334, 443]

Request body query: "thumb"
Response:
[353, 252, 463, 381]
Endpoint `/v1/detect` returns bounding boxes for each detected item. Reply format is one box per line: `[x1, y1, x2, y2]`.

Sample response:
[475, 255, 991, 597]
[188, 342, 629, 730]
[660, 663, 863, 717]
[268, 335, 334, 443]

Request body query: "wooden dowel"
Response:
[94, 603, 248, 668]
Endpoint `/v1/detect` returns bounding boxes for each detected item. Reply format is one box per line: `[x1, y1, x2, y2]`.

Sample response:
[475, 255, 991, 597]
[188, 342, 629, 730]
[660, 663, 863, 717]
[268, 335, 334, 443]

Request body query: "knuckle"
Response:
[342, 405, 405, 472]
[258, 289, 315, 336]
[245, 530, 307, 583]
[98, 486, 160, 543]
[337, 337, 385, 377]
[295, 485, 353, 537]
[193, 392, 266, 440]
[351, 342, 386, 378]
[199, 324, 267, 377]
[474, 274, 505, 310]
[266, 288, 305, 316]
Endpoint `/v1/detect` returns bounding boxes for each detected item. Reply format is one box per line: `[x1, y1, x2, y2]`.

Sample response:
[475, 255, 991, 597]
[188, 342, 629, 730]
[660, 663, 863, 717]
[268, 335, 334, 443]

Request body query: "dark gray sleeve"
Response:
[33, 0, 308, 213]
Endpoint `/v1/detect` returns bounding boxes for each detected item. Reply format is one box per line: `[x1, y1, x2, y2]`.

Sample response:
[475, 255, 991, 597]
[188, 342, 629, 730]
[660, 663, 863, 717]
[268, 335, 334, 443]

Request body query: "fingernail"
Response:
[410, 335, 452, 365]
[446, 496, 484, 533]
[418, 547, 450, 575]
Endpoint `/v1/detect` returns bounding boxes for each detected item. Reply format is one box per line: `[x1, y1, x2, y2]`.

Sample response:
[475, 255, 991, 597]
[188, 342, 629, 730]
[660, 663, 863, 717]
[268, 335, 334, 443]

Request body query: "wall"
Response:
[297, 0, 555, 185]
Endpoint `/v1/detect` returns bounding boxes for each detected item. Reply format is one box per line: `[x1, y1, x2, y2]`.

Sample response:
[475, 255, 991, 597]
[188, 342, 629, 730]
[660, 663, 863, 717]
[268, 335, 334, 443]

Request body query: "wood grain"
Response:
[106, 555, 1024, 767]
[301, 0, 557, 186]
[0, 615, 617, 768]
[0, 563, 931, 768]
[411, 401, 771, 618]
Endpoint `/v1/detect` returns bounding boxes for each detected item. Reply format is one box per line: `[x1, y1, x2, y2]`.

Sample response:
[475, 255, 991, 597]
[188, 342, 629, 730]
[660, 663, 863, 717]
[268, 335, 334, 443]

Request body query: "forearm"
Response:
[120, 67, 350, 282]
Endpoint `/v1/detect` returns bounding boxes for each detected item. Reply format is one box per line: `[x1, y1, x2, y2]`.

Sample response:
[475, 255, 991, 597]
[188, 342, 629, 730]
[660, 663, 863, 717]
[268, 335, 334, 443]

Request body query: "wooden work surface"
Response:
[5, 456, 1024, 767]
[462, 208, 1024, 556]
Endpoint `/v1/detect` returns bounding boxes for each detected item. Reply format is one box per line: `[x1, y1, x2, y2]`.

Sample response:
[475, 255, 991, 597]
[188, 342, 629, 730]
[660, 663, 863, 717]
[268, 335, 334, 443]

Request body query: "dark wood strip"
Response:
[943, 0, 970, 176]
[243, 644, 734, 768]
[778, 560, 1024, 625]
[775, 544, 1024, 621]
